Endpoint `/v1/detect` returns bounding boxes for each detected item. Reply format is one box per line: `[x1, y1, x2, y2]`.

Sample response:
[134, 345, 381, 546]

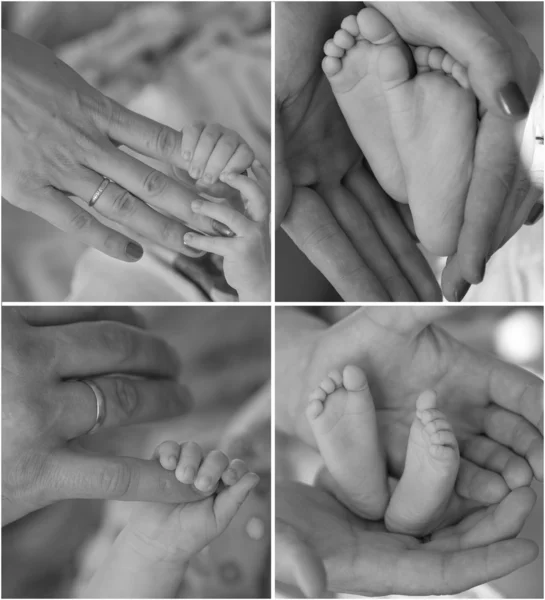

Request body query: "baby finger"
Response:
[222, 458, 250, 486]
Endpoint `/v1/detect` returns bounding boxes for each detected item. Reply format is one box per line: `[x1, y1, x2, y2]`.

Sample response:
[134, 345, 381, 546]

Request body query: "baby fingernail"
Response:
[195, 476, 212, 491]
[191, 168, 201, 179]
[220, 171, 233, 181]
[184, 233, 195, 244]
[191, 200, 203, 212]
[182, 467, 195, 483]
[183, 151, 191, 161]
[498, 82, 529, 118]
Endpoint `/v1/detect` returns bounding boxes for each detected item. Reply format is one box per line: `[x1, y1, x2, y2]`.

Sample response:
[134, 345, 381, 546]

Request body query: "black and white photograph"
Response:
[3, 2, 271, 302]
[3, 306, 271, 598]
[275, 306, 543, 598]
[275, 2, 543, 302]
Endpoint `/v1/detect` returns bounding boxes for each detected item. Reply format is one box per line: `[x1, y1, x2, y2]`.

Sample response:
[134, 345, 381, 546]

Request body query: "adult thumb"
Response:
[275, 103, 293, 227]
[45, 448, 208, 504]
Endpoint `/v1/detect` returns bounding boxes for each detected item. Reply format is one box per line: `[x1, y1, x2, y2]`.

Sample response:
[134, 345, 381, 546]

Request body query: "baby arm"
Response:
[83, 442, 259, 598]
[184, 161, 271, 301]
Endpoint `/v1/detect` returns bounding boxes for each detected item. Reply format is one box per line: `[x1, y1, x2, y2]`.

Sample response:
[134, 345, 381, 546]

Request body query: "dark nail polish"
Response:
[212, 219, 235, 237]
[126, 242, 143, 260]
[525, 203, 543, 225]
[453, 279, 471, 303]
[498, 82, 529, 118]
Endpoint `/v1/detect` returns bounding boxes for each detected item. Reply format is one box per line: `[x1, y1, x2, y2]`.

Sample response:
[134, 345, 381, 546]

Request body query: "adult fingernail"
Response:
[212, 220, 235, 237]
[126, 242, 143, 260]
[498, 82, 529, 118]
[453, 279, 471, 302]
[220, 171, 234, 181]
[525, 203, 543, 225]
[191, 200, 203, 212]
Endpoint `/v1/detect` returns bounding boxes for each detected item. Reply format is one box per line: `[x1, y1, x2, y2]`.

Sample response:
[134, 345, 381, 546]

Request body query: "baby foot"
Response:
[306, 365, 388, 520]
[385, 390, 460, 536]
[322, 8, 408, 203]
[154, 440, 250, 493]
[323, 7, 478, 256]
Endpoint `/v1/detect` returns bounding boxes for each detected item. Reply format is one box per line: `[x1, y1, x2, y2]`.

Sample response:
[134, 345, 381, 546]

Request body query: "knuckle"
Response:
[202, 125, 220, 140]
[112, 378, 138, 417]
[142, 170, 167, 196]
[191, 120, 206, 130]
[68, 209, 94, 232]
[160, 219, 183, 245]
[99, 324, 136, 359]
[110, 190, 138, 216]
[154, 126, 179, 157]
[98, 461, 131, 498]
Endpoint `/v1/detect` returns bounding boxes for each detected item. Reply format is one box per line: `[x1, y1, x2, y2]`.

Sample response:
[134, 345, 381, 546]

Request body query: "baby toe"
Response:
[342, 365, 368, 392]
[417, 408, 445, 424]
[333, 29, 355, 50]
[324, 39, 345, 58]
[319, 376, 337, 395]
[428, 47, 446, 71]
[309, 387, 327, 403]
[415, 389, 438, 413]
[306, 399, 325, 420]
[340, 14, 359, 37]
[327, 370, 343, 387]
[441, 53, 456, 74]
[195, 450, 230, 493]
[423, 417, 452, 436]
[322, 56, 343, 77]
[430, 429, 457, 449]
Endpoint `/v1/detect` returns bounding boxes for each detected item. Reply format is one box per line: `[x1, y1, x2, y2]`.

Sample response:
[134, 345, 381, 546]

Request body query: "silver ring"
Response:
[89, 177, 112, 208]
[79, 379, 107, 434]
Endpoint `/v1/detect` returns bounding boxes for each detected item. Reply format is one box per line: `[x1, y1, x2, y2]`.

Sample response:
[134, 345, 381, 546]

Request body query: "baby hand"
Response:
[180, 122, 254, 185]
[125, 441, 259, 566]
[184, 160, 271, 301]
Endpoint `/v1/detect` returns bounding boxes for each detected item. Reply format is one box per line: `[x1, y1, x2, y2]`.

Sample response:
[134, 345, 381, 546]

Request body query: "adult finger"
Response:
[484, 405, 543, 481]
[30, 187, 143, 262]
[428, 487, 536, 551]
[344, 165, 442, 301]
[57, 377, 193, 439]
[88, 147, 215, 236]
[376, 539, 538, 596]
[51, 321, 181, 379]
[456, 113, 518, 284]
[322, 184, 418, 302]
[283, 186, 390, 301]
[276, 520, 328, 598]
[275, 104, 293, 226]
[191, 199, 253, 236]
[455, 456, 509, 504]
[183, 232, 234, 256]
[73, 168, 194, 253]
[45, 449, 209, 504]
[460, 435, 534, 490]
[18, 306, 146, 329]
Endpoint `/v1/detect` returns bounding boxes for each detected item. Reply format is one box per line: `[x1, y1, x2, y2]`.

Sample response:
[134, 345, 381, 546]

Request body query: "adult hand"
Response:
[2, 307, 208, 526]
[276, 3, 441, 301]
[277, 481, 537, 596]
[369, 2, 542, 295]
[276, 307, 543, 514]
[2, 31, 216, 263]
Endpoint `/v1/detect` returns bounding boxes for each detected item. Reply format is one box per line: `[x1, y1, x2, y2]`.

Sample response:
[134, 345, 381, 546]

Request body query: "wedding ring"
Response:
[88, 177, 112, 208]
[80, 379, 107, 434]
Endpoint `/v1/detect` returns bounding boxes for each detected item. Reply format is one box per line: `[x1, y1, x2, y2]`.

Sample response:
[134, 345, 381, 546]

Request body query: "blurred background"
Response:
[2, 1, 271, 302]
[2, 306, 271, 598]
[276, 306, 543, 598]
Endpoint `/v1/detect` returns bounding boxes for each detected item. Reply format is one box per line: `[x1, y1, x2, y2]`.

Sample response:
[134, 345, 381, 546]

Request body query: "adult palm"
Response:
[276, 480, 537, 596]
[276, 307, 543, 515]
